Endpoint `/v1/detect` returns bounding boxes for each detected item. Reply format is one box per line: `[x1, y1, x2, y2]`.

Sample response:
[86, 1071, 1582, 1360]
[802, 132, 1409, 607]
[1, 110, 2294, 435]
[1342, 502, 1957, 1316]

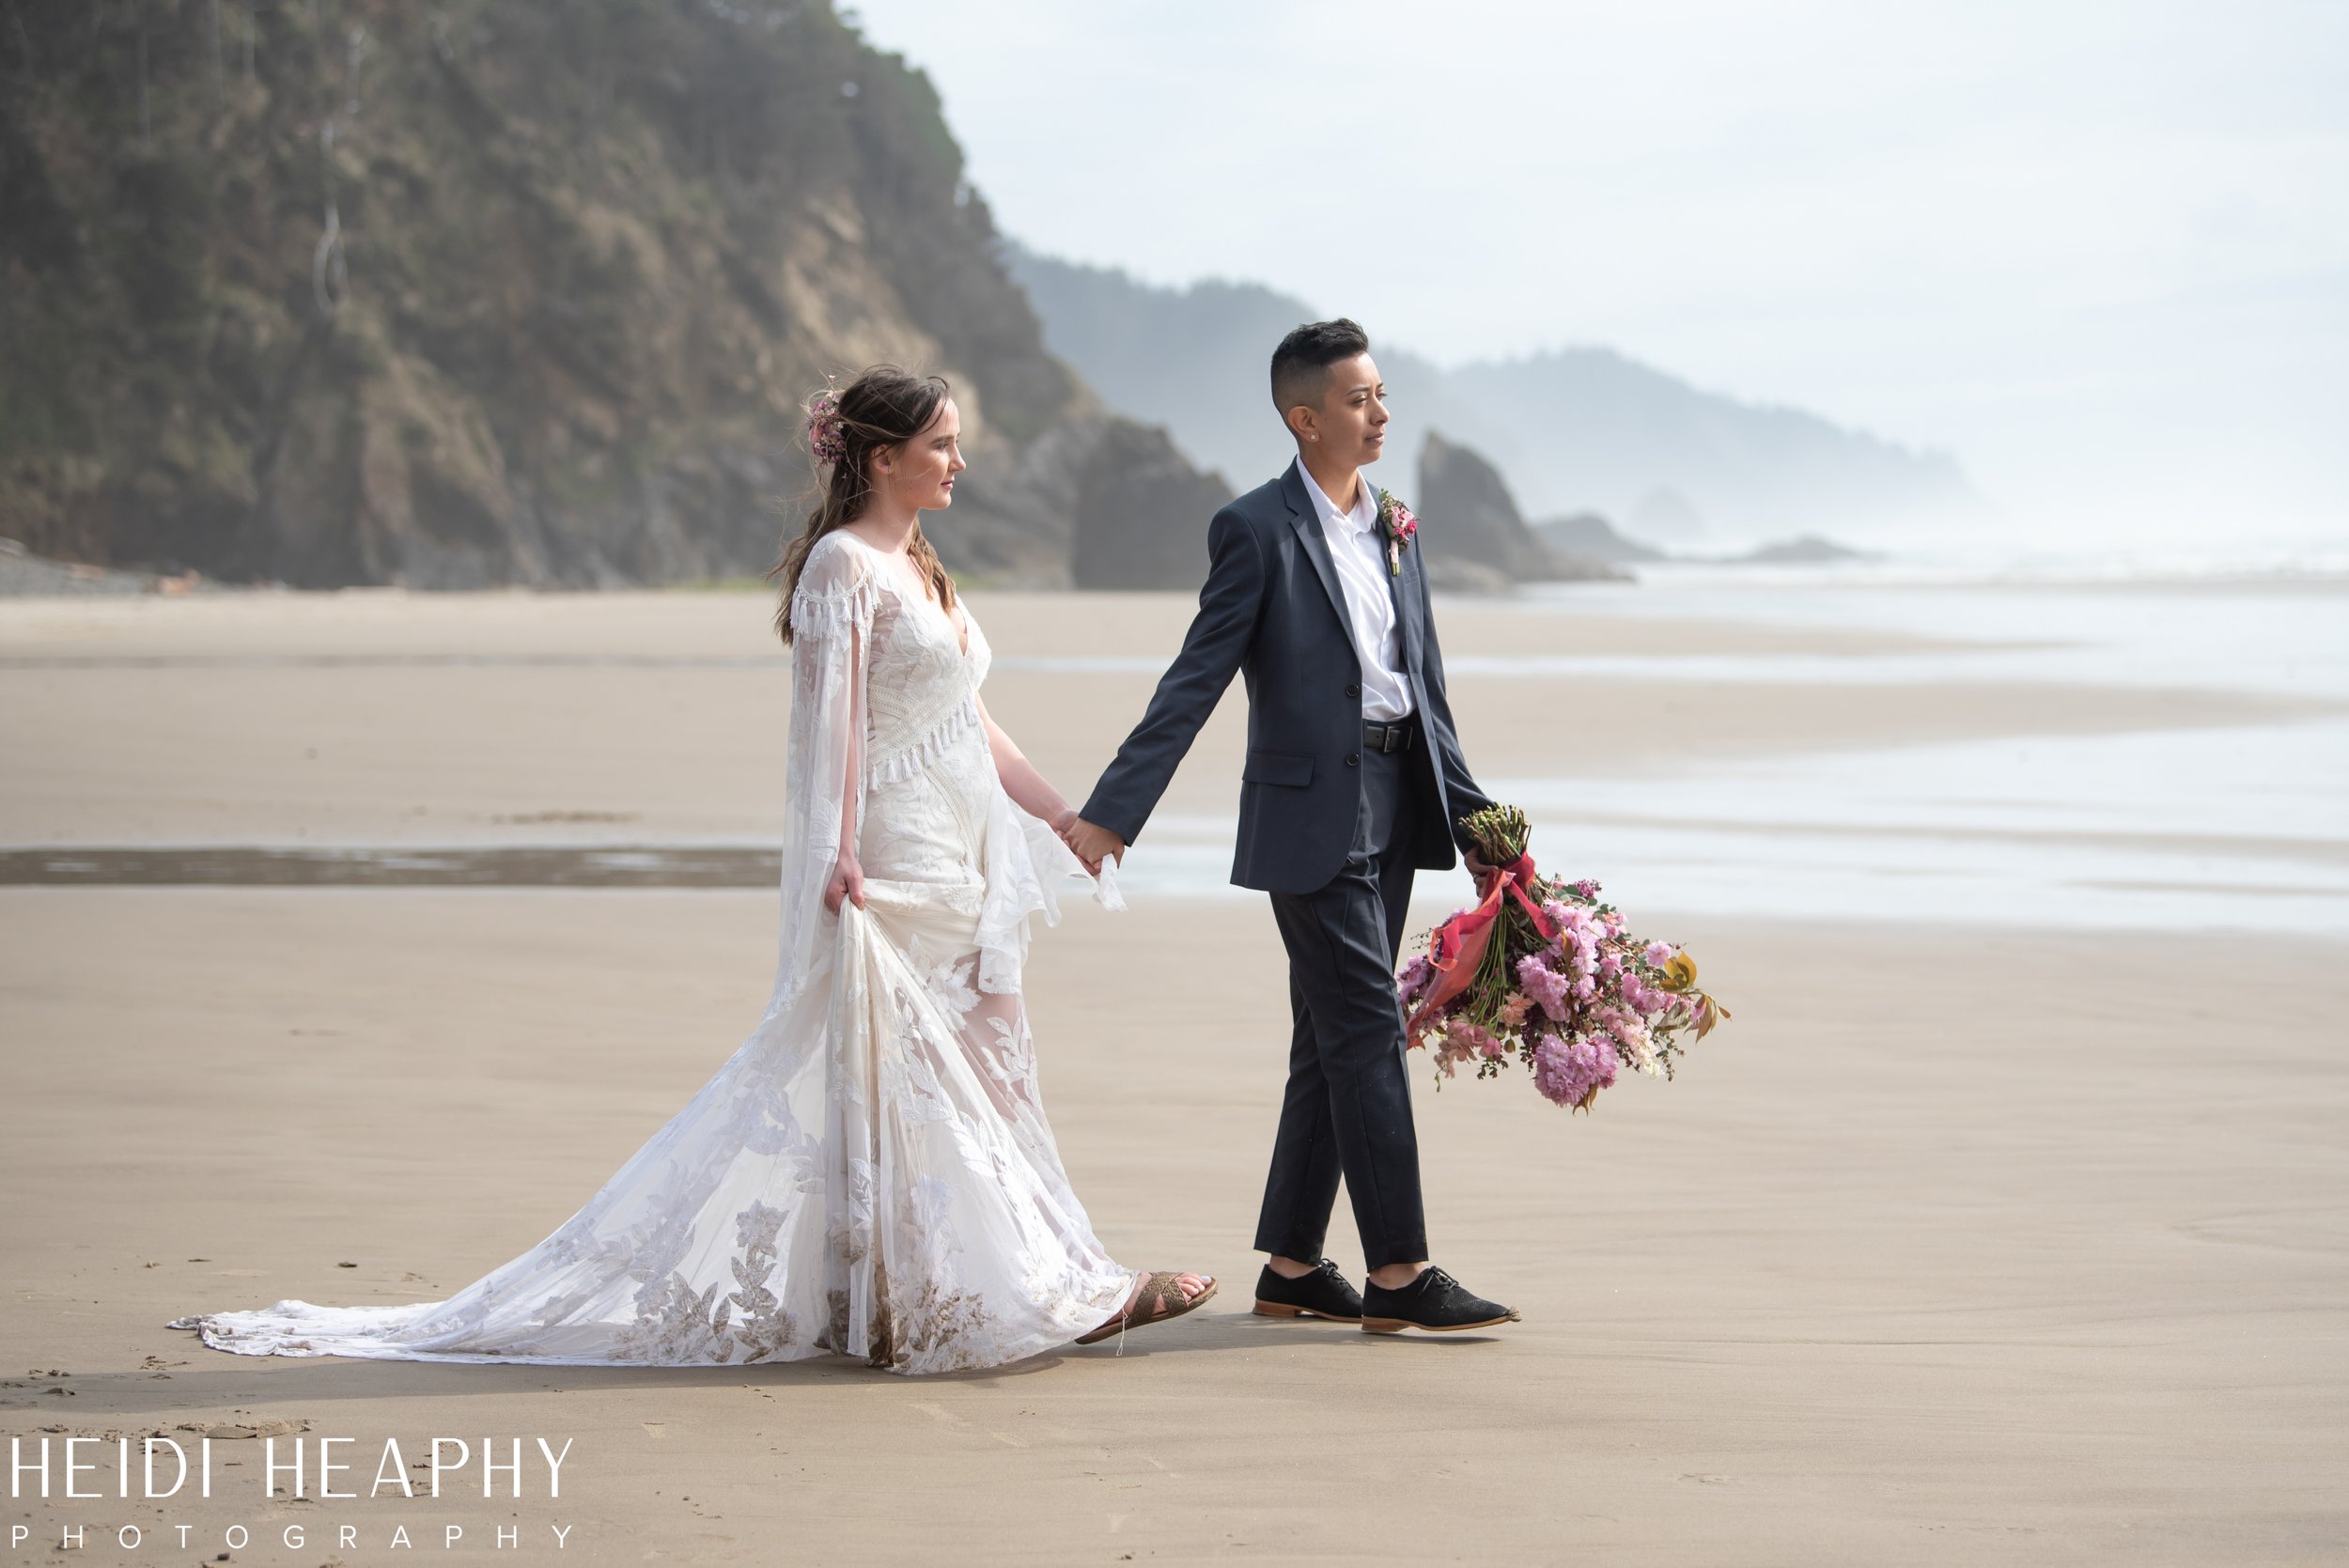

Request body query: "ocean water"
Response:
[1107, 571, 2349, 935]
[8, 564, 2341, 934]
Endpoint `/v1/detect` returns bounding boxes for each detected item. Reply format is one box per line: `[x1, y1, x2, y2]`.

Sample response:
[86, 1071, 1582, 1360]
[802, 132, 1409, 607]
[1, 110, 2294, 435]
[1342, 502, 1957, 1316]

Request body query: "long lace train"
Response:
[174, 532, 1135, 1374]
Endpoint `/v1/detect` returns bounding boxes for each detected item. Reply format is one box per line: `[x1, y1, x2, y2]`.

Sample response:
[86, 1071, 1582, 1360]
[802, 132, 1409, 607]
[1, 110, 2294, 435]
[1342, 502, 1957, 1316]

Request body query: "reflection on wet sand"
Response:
[0, 845, 777, 888]
[0, 652, 780, 670]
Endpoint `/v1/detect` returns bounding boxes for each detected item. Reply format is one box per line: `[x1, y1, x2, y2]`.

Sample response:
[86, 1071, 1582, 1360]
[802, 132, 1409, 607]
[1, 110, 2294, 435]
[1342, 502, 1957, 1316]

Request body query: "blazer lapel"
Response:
[1392, 538, 1424, 669]
[1373, 497, 1416, 660]
[1366, 487, 1425, 671]
[1280, 462, 1350, 633]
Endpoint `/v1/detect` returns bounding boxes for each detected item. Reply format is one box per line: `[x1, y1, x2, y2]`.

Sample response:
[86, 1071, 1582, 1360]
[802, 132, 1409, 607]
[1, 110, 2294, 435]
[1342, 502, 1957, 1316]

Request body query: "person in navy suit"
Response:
[1066, 319, 1520, 1335]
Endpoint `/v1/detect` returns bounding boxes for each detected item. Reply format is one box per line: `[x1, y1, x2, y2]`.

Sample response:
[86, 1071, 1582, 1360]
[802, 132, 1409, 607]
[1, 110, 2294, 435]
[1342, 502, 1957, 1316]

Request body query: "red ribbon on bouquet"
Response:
[1405, 852, 1558, 1034]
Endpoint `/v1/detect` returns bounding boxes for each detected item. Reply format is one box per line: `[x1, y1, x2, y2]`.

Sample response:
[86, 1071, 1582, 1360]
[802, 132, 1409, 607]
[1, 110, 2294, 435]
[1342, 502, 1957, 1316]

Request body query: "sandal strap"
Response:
[1074, 1270, 1214, 1345]
[1132, 1271, 1185, 1321]
[1129, 1270, 1202, 1324]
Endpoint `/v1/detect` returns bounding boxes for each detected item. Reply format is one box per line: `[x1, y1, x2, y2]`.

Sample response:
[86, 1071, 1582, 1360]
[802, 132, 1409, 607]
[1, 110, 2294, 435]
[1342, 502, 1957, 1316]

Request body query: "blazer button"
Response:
[1345, 753, 1360, 768]
[1345, 682, 1361, 698]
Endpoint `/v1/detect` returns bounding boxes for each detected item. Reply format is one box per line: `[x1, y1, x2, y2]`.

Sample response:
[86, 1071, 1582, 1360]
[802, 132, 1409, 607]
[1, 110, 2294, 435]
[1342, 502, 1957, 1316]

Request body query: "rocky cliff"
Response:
[1068, 421, 1236, 591]
[0, 0, 1208, 588]
[1533, 511, 1670, 566]
[1416, 433, 1622, 590]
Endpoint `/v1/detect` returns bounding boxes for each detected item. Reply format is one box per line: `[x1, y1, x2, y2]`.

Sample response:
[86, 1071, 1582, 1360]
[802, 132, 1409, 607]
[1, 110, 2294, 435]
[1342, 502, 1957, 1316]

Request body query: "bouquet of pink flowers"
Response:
[1397, 805, 1727, 1111]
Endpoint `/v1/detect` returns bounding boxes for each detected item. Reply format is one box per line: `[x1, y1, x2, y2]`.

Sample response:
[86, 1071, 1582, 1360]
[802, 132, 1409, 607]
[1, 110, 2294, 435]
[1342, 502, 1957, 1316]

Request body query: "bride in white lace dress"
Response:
[172, 368, 1215, 1374]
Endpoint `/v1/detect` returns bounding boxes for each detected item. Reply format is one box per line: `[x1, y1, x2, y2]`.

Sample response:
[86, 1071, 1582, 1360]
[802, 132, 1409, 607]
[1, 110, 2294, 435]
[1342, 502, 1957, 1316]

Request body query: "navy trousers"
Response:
[1252, 740, 1428, 1270]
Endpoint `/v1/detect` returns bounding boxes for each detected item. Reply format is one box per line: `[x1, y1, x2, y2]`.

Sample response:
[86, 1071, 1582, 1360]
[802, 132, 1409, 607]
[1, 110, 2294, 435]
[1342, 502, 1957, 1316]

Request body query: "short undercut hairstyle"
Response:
[1269, 318, 1372, 419]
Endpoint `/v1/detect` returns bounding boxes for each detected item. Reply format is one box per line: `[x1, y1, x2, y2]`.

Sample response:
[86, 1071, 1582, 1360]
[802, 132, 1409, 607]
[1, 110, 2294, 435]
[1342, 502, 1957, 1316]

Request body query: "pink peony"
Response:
[1395, 954, 1435, 1009]
[1532, 1033, 1620, 1108]
[1515, 954, 1575, 1022]
[1430, 1029, 1476, 1079]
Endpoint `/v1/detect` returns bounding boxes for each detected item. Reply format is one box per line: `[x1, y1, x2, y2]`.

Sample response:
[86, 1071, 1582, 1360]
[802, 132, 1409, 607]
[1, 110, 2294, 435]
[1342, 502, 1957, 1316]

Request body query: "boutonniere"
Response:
[1375, 489, 1420, 578]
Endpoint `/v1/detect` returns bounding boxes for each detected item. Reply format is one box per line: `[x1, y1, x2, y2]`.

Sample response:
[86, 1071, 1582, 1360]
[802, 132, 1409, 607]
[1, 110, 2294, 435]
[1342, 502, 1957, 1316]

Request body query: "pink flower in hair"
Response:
[806, 388, 848, 465]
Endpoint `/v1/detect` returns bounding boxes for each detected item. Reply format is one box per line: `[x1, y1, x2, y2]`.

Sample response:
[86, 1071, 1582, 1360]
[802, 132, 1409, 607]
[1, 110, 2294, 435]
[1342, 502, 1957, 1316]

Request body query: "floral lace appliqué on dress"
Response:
[172, 531, 1134, 1375]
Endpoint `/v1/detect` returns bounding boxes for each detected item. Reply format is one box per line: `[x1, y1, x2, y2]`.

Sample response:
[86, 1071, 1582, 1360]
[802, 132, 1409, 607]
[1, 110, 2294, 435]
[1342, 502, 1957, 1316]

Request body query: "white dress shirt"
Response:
[1295, 458, 1414, 723]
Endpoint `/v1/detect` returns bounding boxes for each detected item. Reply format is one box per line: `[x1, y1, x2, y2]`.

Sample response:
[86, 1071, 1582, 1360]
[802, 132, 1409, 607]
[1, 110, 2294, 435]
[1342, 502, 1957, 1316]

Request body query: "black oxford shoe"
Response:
[1359, 1265, 1520, 1333]
[1251, 1258, 1364, 1323]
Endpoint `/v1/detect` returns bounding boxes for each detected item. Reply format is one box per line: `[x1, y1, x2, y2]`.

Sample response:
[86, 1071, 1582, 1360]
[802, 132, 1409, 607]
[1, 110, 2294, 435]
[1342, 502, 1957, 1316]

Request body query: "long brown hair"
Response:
[770, 366, 958, 644]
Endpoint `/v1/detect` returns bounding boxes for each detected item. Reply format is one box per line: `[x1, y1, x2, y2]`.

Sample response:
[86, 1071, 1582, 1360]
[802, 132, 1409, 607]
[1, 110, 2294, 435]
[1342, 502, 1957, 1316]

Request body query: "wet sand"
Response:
[2, 588, 2344, 1564]
[1, 589, 2329, 848]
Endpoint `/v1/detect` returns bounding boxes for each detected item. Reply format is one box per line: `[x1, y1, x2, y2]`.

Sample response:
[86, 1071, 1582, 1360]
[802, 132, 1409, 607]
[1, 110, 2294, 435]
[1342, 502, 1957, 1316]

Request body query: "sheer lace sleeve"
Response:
[769, 534, 878, 1010]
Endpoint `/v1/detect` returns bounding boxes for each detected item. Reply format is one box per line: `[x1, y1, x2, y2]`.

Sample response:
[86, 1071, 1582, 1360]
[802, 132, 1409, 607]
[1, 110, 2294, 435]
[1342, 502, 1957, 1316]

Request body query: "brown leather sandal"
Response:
[1073, 1270, 1219, 1345]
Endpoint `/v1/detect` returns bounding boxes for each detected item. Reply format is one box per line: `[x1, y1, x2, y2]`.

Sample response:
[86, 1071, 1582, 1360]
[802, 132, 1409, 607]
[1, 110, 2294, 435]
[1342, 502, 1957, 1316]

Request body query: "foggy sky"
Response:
[851, 0, 2349, 547]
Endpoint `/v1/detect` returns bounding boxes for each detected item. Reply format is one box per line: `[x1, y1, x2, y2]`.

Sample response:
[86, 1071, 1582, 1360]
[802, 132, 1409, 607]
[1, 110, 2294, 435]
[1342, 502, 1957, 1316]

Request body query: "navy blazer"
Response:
[1081, 461, 1494, 895]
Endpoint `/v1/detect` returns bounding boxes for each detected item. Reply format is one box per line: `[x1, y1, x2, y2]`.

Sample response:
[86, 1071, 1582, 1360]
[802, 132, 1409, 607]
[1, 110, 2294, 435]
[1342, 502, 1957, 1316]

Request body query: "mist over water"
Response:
[855, 0, 2349, 555]
[1112, 572, 2349, 935]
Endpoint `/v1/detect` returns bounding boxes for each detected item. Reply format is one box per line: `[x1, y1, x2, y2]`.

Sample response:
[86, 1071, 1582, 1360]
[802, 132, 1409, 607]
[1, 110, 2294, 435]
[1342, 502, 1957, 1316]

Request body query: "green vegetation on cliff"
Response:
[0, 0, 1088, 586]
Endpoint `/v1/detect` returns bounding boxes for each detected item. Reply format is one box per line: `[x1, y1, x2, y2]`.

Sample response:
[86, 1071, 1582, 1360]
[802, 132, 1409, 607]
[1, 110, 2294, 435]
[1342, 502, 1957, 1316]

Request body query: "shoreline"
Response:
[5, 588, 2338, 854]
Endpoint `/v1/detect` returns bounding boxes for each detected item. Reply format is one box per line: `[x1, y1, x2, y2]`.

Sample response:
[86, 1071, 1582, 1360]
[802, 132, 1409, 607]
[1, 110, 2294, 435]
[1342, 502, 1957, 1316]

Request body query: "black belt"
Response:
[1363, 718, 1417, 753]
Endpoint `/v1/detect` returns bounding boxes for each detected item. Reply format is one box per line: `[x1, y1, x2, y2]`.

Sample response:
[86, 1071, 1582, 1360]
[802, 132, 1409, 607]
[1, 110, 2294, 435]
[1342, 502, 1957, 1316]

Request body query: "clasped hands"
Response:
[830, 813, 1122, 914]
[837, 811, 1496, 896]
[1052, 808, 1124, 876]
[1045, 811, 1501, 883]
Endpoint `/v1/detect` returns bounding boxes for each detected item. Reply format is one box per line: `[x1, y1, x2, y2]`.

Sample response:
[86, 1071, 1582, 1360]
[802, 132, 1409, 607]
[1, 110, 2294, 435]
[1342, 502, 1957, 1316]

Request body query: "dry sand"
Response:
[2, 589, 2343, 1565]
